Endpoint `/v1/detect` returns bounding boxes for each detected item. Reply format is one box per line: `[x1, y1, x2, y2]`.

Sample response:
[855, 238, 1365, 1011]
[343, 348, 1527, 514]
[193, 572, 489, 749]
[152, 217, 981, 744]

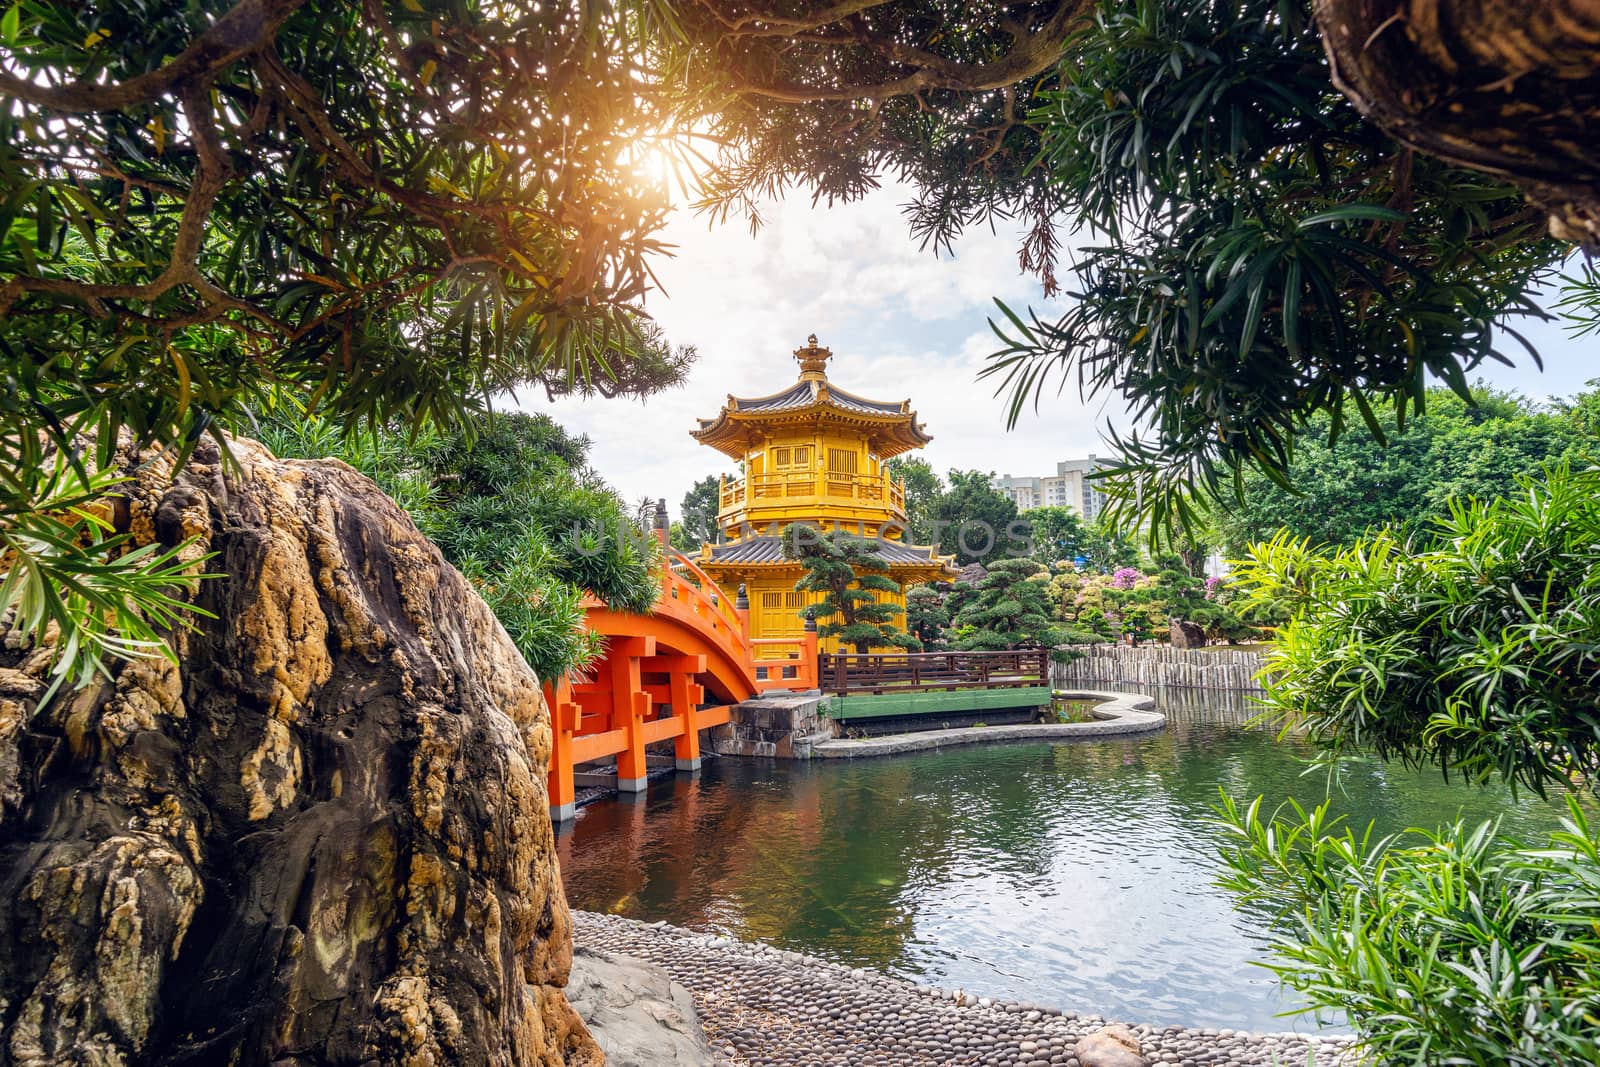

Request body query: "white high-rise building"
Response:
[993, 457, 1107, 521]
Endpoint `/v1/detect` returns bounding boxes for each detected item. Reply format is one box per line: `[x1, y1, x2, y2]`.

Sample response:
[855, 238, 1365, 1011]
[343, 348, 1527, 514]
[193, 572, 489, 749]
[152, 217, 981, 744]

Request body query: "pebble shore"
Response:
[573, 912, 1356, 1067]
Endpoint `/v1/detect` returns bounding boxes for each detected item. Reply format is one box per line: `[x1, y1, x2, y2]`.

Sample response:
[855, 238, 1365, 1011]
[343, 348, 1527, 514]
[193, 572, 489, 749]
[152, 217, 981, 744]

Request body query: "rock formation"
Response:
[1074, 1023, 1148, 1067]
[564, 946, 712, 1066]
[1169, 618, 1208, 650]
[0, 436, 602, 1066]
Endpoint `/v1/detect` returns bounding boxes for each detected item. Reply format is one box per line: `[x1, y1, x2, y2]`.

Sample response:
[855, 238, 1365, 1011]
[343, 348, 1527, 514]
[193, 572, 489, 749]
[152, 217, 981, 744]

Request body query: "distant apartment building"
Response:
[993, 457, 1107, 521]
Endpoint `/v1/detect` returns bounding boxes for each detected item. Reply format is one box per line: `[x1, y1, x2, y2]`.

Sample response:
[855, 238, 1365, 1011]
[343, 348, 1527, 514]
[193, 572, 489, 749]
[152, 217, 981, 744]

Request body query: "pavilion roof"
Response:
[703, 535, 947, 568]
[691, 335, 933, 460]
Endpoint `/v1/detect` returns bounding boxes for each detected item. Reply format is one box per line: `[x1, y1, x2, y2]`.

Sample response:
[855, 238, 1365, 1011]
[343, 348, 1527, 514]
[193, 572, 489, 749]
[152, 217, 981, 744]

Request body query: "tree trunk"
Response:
[1316, 0, 1600, 244]
[0, 437, 601, 1066]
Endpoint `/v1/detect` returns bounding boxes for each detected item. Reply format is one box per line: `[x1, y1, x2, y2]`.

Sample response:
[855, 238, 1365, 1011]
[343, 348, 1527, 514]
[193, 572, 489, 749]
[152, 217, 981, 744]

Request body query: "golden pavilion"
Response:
[690, 335, 958, 650]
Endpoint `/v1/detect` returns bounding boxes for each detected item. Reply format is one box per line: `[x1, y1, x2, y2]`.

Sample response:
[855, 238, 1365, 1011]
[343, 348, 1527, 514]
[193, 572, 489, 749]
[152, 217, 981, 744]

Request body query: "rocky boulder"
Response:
[564, 946, 712, 1066]
[0, 437, 600, 1066]
[1169, 618, 1208, 649]
[1075, 1023, 1148, 1067]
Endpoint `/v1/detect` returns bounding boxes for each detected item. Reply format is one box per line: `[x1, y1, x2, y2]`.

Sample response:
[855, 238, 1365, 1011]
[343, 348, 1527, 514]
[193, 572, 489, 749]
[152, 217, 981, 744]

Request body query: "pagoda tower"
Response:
[690, 335, 957, 650]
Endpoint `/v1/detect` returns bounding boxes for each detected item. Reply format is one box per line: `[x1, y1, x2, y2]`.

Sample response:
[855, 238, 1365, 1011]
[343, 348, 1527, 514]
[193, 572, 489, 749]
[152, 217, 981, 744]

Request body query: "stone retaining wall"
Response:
[709, 691, 831, 759]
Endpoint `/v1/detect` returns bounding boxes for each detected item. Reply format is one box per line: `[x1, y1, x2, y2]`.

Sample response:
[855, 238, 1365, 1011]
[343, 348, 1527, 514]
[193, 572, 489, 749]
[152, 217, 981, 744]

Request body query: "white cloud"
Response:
[521, 183, 1130, 512]
[518, 184, 1595, 516]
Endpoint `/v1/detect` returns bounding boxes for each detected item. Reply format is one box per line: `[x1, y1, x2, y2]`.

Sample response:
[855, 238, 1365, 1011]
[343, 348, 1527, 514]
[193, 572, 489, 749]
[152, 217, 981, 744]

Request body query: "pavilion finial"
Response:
[795, 333, 832, 380]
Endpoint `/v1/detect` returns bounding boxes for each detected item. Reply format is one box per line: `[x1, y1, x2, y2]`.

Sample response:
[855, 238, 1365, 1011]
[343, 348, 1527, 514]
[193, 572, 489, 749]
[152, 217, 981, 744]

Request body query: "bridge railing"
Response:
[663, 548, 745, 633]
[751, 634, 819, 691]
[821, 649, 1051, 696]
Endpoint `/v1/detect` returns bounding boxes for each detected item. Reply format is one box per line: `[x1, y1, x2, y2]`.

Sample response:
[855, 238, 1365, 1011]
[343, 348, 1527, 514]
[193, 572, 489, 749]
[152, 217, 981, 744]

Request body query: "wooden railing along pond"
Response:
[821, 649, 1051, 696]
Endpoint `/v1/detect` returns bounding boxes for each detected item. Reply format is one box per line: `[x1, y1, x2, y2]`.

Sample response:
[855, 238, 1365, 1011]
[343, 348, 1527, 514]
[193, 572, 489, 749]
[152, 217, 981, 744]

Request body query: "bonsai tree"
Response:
[781, 525, 919, 655]
[905, 584, 951, 651]
[949, 558, 1068, 655]
[1119, 606, 1155, 647]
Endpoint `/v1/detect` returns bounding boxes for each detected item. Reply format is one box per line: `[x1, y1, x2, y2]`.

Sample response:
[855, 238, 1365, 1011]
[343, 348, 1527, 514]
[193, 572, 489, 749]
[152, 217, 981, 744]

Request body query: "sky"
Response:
[519, 183, 1596, 512]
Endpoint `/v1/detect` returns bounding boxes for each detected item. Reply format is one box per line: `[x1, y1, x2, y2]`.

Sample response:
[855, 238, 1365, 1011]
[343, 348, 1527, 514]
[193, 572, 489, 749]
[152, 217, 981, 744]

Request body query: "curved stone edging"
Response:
[573, 910, 1355, 1067]
[810, 689, 1165, 759]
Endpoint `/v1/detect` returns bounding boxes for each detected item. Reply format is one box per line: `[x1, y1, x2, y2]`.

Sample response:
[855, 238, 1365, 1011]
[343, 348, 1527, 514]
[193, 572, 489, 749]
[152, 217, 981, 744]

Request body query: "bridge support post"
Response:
[802, 610, 820, 690]
[546, 678, 579, 822]
[611, 636, 654, 793]
[670, 669, 702, 771]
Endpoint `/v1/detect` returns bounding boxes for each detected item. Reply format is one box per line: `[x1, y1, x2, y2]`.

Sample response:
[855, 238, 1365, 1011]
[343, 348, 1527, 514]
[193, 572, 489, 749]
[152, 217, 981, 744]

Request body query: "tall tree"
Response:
[931, 470, 1028, 565]
[1216, 386, 1584, 552]
[1023, 506, 1088, 565]
[678, 474, 726, 550]
[885, 456, 945, 544]
[781, 525, 918, 654]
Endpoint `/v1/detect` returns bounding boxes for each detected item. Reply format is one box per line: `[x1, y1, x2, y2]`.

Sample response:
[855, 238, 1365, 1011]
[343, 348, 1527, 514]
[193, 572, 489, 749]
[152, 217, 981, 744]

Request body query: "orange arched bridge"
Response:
[542, 538, 817, 822]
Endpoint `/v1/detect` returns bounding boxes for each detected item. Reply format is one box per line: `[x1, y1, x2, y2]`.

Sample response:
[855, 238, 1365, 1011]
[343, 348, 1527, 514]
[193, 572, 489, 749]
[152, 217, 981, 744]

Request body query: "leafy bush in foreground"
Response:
[1216, 794, 1600, 1066]
[1219, 463, 1600, 1061]
[1234, 464, 1600, 795]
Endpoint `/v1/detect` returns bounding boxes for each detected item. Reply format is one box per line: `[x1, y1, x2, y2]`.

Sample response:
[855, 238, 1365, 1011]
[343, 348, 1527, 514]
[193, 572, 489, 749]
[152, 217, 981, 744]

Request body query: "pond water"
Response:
[557, 689, 1581, 1033]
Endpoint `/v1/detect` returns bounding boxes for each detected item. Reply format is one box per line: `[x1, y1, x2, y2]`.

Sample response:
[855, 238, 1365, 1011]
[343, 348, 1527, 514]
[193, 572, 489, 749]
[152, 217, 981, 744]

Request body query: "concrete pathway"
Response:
[812, 690, 1165, 759]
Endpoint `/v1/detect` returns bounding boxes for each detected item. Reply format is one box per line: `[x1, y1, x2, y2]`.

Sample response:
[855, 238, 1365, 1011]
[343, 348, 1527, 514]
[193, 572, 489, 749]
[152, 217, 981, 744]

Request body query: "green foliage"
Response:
[677, 474, 725, 551]
[781, 524, 917, 655]
[885, 457, 944, 545]
[1043, 558, 1267, 645]
[904, 584, 950, 651]
[1, 0, 695, 688]
[930, 470, 1027, 565]
[1068, 606, 1114, 645]
[263, 409, 657, 680]
[1046, 566, 1132, 642]
[674, 3, 1066, 274]
[1234, 464, 1600, 796]
[1556, 266, 1600, 338]
[1118, 605, 1154, 646]
[1553, 379, 1600, 439]
[1216, 793, 1600, 1066]
[981, 0, 1561, 533]
[1024, 505, 1138, 572]
[0, 447, 216, 697]
[949, 558, 1068, 655]
[1218, 386, 1588, 552]
[1022, 506, 1089, 565]
[2, 0, 692, 448]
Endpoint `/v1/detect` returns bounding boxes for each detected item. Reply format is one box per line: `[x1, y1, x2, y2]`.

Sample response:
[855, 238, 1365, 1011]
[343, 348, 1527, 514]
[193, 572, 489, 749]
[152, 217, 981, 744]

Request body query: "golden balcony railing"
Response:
[718, 472, 907, 518]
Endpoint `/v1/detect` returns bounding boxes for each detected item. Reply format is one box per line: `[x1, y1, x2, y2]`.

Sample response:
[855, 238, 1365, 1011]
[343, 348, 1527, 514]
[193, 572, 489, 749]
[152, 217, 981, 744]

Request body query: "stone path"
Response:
[573, 912, 1356, 1067]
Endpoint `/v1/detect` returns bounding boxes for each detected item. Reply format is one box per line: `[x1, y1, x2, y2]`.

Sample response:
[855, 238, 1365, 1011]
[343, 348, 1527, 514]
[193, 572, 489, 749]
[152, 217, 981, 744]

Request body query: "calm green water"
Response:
[557, 690, 1581, 1032]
